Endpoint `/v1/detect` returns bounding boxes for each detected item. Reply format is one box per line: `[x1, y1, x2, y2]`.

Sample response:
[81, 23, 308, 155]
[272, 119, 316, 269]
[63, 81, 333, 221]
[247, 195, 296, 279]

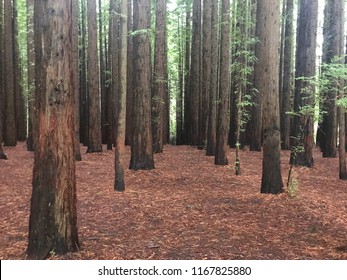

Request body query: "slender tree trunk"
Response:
[114, 0, 128, 191]
[176, 13, 183, 145]
[79, 0, 88, 146]
[87, 0, 102, 153]
[72, 0, 82, 161]
[190, 0, 201, 146]
[0, 0, 7, 159]
[183, 6, 191, 144]
[27, 0, 79, 259]
[281, 0, 294, 150]
[4, 0, 16, 146]
[198, 0, 212, 150]
[152, 0, 167, 153]
[13, 0, 26, 142]
[206, 0, 218, 156]
[250, 0, 264, 152]
[290, 0, 318, 167]
[129, 0, 154, 170]
[99, 0, 107, 145]
[125, 0, 133, 146]
[215, 0, 230, 166]
[27, 0, 36, 151]
[258, 0, 283, 194]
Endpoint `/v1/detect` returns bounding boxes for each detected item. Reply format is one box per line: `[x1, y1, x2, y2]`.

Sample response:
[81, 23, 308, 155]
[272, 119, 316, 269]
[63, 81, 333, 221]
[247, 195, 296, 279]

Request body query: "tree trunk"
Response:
[258, 0, 283, 194]
[87, 0, 102, 153]
[215, 0, 230, 166]
[79, 0, 88, 146]
[290, 0, 318, 167]
[26, 0, 36, 151]
[176, 13, 183, 145]
[129, 0, 154, 170]
[99, 0, 107, 145]
[206, 0, 218, 156]
[0, 0, 7, 159]
[72, 0, 82, 161]
[198, 0, 212, 150]
[320, 0, 342, 158]
[4, 0, 16, 146]
[27, 0, 79, 259]
[152, 0, 167, 153]
[281, 0, 294, 150]
[13, 0, 26, 142]
[183, 5, 191, 145]
[114, 0, 128, 191]
[125, 0, 133, 146]
[190, 0, 201, 146]
[250, 0, 264, 152]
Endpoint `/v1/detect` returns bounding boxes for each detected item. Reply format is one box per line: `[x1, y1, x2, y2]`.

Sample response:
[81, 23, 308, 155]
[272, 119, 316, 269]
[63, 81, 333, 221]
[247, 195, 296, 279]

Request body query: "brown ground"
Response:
[0, 142, 346, 260]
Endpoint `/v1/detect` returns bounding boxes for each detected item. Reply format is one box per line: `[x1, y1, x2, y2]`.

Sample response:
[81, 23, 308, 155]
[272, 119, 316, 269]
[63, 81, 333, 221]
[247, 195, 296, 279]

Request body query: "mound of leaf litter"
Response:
[0, 142, 346, 259]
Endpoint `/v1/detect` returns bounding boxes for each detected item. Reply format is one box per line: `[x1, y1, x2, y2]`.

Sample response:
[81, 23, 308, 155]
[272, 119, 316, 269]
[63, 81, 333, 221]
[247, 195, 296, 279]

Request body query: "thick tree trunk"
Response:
[215, 0, 230, 166]
[258, 0, 283, 194]
[27, 0, 79, 259]
[176, 13, 183, 145]
[129, 0, 154, 170]
[152, 0, 167, 153]
[321, 0, 342, 158]
[206, 1, 218, 156]
[4, 0, 16, 146]
[281, 0, 294, 150]
[87, 0, 102, 153]
[290, 0, 318, 167]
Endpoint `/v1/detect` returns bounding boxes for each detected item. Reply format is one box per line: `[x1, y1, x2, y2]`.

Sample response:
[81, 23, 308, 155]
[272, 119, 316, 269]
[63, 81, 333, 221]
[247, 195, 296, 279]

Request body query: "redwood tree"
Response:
[290, 0, 318, 167]
[129, 0, 154, 170]
[114, 0, 128, 191]
[4, 0, 16, 146]
[152, 0, 168, 153]
[0, 0, 6, 159]
[27, 0, 79, 259]
[215, 0, 230, 166]
[87, 0, 102, 153]
[257, 0, 283, 194]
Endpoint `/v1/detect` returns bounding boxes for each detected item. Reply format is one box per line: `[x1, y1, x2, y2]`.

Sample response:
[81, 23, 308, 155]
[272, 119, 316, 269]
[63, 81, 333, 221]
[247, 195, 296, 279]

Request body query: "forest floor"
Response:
[0, 142, 346, 260]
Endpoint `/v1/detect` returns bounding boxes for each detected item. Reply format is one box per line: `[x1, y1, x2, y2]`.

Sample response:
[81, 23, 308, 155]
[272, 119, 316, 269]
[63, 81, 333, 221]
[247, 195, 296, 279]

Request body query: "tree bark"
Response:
[4, 0, 16, 146]
[215, 0, 230, 166]
[114, 0, 128, 191]
[86, 0, 102, 153]
[152, 0, 167, 153]
[258, 0, 284, 194]
[27, 0, 36, 152]
[321, 0, 342, 158]
[198, 0, 212, 150]
[281, 0, 294, 150]
[129, 0, 154, 170]
[206, 0, 218, 156]
[290, 0, 318, 167]
[27, 0, 79, 259]
[190, 0, 201, 146]
[0, 0, 7, 159]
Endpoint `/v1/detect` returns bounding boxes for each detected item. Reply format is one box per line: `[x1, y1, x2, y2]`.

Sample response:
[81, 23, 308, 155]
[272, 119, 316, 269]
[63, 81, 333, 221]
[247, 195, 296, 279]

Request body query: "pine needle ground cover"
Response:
[0, 142, 346, 259]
